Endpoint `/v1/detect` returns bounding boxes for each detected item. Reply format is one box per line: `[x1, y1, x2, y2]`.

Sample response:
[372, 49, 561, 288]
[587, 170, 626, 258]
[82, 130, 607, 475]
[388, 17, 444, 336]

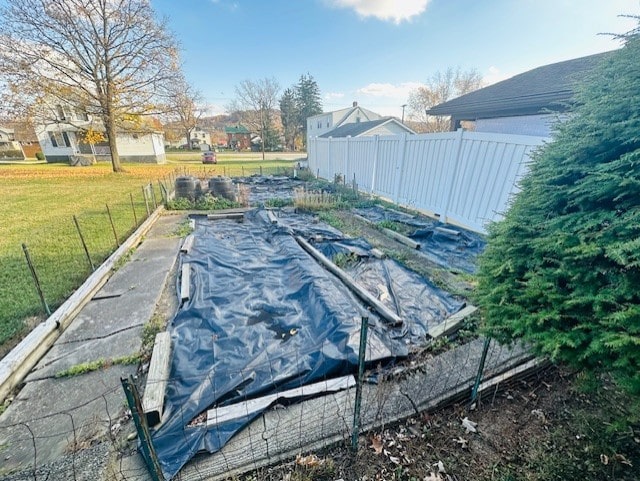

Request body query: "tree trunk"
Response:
[105, 115, 122, 172]
[104, 80, 122, 172]
[186, 130, 192, 149]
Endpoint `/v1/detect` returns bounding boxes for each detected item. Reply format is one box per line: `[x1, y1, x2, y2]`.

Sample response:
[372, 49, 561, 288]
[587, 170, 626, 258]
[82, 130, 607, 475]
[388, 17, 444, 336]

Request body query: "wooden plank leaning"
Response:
[143, 331, 172, 427]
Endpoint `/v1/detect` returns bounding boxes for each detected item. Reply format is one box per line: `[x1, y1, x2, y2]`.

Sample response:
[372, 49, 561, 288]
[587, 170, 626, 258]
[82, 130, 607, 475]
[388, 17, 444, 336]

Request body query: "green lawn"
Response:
[0, 158, 296, 353]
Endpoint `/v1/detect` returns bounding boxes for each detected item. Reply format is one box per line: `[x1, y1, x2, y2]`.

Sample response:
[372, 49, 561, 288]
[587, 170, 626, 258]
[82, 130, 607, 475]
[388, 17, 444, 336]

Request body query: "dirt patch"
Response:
[232, 366, 640, 481]
[0, 315, 44, 361]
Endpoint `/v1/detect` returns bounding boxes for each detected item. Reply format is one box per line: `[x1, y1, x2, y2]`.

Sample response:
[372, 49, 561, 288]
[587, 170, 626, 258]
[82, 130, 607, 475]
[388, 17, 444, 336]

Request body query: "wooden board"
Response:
[427, 305, 477, 339]
[266, 210, 278, 224]
[143, 331, 172, 427]
[353, 214, 420, 249]
[295, 236, 402, 327]
[0, 206, 165, 403]
[207, 212, 245, 221]
[207, 375, 355, 426]
[180, 263, 191, 301]
[180, 234, 194, 253]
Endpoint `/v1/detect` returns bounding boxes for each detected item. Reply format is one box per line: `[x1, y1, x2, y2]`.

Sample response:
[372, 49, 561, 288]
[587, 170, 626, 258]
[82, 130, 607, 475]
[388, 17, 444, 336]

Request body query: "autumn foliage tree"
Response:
[407, 68, 482, 132]
[476, 23, 640, 394]
[0, 0, 180, 172]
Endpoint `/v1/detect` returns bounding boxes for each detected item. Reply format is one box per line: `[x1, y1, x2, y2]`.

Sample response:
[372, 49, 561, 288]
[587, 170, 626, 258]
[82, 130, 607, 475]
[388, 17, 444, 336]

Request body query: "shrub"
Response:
[476, 24, 640, 394]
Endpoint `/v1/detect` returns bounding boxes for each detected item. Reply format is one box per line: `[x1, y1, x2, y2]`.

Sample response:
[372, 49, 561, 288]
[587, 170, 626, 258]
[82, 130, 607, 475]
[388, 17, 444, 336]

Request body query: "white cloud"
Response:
[327, 0, 430, 24]
[324, 92, 345, 101]
[356, 82, 423, 98]
[482, 66, 513, 86]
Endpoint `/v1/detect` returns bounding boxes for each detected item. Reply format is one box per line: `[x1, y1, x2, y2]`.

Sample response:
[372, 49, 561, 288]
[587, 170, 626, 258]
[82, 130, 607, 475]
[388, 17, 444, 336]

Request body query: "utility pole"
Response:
[401, 104, 407, 124]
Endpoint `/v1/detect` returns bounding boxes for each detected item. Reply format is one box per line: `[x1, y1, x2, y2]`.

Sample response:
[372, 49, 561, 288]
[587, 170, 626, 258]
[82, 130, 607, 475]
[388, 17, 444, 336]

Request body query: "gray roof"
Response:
[319, 118, 410, 138]
[426, 51, 615, 120]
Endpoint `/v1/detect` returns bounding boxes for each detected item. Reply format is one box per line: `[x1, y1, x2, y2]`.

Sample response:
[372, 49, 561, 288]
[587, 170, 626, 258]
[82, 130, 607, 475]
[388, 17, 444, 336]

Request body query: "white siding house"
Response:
[35, 104, 166, 163]
[0, 126, 25, 159]
[307, 102, 383, 145]
[319, 117, 415, 138]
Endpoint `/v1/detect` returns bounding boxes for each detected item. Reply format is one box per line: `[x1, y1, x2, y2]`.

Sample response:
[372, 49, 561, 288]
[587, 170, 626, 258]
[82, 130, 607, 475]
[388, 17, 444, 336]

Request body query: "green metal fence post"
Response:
[121, 376, 165, 481]
[351, 316, 369, 452]
[22, 243, 51, 317]
[471, 337, 492, 407]
[73, 215, 95, 271]
[105, 203, 120, 248]
[130, 192, 139, 228]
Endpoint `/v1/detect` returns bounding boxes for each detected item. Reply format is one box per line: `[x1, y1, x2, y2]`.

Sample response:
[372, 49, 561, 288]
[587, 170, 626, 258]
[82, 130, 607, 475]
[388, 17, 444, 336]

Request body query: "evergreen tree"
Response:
[295, 74, 322, 147]
[476, 23, 640, 394]
[279, 87, 299, 150]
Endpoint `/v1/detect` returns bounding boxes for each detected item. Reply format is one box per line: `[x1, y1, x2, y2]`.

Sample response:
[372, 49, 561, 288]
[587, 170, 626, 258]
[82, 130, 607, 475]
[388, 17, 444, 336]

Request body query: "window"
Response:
[326, 122, 329, 128]
[356, 116, 361, 123]
[49, 131, 71, 148]
[317, 121, 321, 129]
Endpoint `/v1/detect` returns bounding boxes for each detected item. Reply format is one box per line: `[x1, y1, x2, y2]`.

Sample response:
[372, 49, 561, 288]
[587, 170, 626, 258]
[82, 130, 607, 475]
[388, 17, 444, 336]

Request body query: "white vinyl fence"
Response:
[308, 130, 546, 233]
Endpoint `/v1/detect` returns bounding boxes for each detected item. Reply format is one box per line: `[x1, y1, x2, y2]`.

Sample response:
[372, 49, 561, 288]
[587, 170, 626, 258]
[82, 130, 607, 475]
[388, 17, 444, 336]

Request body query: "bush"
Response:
[476, 25, 640, 394]
[35, 151, 45, 160]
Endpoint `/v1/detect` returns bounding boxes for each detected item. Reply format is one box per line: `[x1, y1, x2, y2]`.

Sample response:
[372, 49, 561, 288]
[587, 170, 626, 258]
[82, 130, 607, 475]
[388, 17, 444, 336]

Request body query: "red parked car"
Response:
[202, 151, 217, 164]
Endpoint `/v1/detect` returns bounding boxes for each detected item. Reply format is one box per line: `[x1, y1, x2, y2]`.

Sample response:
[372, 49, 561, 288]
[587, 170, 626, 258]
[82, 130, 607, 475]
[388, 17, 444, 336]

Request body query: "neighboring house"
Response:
[166, 126, 212, 149]
[5, 122, 42, 158]
[35, 104, 166, 163]
[307, 101, 382, 145]
[319, 117, 415, 138]
[426, 51, 614, 137]
[225, 125, 251, 151]
[0, 126, 24, 159]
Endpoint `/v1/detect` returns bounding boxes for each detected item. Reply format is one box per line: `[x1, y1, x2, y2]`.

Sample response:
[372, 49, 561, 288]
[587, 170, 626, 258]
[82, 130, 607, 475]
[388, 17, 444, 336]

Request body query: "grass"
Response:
[54, 354, 141, 378]
[1, 159, 297, 354]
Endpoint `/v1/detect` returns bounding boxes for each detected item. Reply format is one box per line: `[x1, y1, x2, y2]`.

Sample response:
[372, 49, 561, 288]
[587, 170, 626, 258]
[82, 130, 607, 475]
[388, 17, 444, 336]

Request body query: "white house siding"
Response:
[307, 106, 384, 145]
[36, 125, 78, 162]
[364, 122, 410, 137]
[474, 114, 561, 138]
[308, 131, 546, 233]
[118, 133, 166, 163]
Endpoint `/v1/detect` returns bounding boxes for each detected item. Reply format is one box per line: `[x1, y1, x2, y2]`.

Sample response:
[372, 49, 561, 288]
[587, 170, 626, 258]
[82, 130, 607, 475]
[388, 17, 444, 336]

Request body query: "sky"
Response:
[151, 0, 639, 118]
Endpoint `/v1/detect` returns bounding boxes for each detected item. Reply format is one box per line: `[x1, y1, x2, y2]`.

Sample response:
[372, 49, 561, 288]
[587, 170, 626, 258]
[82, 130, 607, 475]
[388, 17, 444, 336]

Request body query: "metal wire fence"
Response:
[0, 329, 540, 480]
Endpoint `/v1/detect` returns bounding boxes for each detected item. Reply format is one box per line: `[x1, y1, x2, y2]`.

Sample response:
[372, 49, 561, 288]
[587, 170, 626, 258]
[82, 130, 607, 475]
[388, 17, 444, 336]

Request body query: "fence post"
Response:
[130, 192, 139, 228]
[149, 182, 158, 210]
[105, 204, 120, 248]
[442, 128, 465, 224]
[344, 136, 350, 186]
[369, 135, 380, 194]
[22, 243, 52, 317]
[470, 337, 492, 407]
[121, 376, 165, 481]
[392, 133, 408, 204]
[73, 215, 95, 271]
[142, 185, 151, 217]
[351, 316, 369, 452]
[326, 137, 331, 180]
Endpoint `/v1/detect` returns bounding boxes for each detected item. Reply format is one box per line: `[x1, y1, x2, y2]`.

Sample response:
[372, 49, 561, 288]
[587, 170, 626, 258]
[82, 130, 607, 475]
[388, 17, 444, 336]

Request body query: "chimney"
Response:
[352, 101, 358, 107]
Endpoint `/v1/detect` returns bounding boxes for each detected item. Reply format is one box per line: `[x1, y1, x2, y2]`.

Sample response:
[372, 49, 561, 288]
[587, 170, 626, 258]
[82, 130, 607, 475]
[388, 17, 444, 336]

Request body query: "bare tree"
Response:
[228, 77, 281, 160]
[407, 68, 483, 132]
[0, 0, 180, 172]
[163, 75, 209, 149]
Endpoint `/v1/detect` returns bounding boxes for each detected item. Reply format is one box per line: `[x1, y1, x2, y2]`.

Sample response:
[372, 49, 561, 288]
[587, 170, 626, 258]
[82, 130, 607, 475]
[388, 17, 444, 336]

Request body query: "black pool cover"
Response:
[152, 209, 463, 478]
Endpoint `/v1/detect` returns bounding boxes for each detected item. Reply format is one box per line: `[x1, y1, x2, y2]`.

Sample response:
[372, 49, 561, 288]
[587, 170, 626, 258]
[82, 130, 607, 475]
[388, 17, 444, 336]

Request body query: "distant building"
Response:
[318, 117, 415, 138]
[225, 125, 251, 151]
[306, 101, 385, 145]
[35, 103, 166, 163]
[0, 126, 24, 160]
[426, 51, 614, 137]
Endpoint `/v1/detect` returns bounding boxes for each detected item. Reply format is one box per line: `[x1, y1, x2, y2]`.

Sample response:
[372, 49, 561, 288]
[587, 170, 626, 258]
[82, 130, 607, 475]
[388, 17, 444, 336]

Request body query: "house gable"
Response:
[319, 118, 415, 138]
